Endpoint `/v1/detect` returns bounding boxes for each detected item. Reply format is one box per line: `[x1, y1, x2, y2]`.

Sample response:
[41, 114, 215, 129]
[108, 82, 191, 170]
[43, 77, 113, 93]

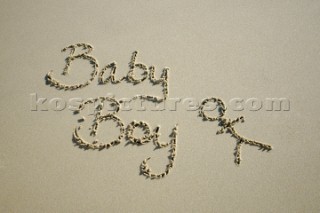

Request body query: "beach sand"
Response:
[0, 0, 319, 212]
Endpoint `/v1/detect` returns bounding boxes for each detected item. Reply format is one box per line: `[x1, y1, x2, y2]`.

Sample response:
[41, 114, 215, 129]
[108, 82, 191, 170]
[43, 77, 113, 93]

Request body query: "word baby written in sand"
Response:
[45, 43, 272, 179]
[46, 43, 168, 101]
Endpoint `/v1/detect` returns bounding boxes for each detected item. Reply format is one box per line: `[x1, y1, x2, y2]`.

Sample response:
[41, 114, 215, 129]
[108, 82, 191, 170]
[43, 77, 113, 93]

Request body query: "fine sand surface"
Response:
[1, 1, 320, 212]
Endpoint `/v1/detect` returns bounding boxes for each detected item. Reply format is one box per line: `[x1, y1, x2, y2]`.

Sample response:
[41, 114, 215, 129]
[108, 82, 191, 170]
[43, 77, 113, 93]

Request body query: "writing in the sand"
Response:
[45, 43, 272, 180]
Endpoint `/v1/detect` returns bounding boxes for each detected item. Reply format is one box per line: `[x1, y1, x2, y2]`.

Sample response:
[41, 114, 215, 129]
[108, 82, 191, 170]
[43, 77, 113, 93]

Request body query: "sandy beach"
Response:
[1, 0, 319, 212]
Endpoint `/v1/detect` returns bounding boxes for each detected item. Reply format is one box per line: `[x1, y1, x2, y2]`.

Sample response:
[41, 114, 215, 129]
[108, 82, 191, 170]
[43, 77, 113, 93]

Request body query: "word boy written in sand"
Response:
[45, 43, 272, 180]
